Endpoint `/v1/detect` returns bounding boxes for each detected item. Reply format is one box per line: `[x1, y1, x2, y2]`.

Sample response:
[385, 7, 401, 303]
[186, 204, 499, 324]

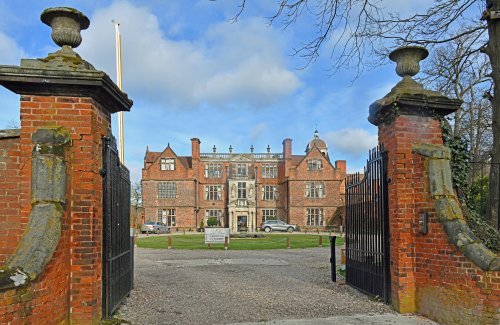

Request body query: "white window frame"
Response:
[307, 159, 323, 171]
[237, 182, 247, 199]
[235, 163, 247, 177]
[158, 182, 176, 198]
[205, 185, 223, 201]
[160, 158, 175, 171]
[205, 209, 223, 227]
[305, 181, 325, 198]
[205, 163, 222, 178]
[262, 209, 277, 222]
[262, 185, 278, 201]
[306, 208, 324, 226]
[158, 208, 176, 226]
[261, 164, 278, 178]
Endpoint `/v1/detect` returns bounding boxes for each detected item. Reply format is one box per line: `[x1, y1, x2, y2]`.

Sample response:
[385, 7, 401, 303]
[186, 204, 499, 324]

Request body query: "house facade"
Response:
[142, 131, 346, 232]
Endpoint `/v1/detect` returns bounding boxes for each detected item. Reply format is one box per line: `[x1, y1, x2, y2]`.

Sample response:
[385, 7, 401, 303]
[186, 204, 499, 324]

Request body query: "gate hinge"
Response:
[99, 168, 107, 177]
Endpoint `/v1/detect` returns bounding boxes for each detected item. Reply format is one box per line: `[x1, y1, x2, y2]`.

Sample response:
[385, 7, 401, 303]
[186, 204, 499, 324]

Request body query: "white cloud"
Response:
[0, 31, 24, 128]
[0, 31, 24, 64]
[78, 1, 301, 109]
[324, 128, 378, 158]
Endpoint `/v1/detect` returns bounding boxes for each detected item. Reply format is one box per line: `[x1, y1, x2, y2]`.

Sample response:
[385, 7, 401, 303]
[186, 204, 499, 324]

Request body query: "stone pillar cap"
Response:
[368, 46, 461, 126]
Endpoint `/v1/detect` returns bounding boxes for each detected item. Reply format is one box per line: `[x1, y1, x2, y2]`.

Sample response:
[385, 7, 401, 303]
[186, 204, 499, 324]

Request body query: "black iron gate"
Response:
[102, 133, 133, 318]
[345, 146, 390, 302]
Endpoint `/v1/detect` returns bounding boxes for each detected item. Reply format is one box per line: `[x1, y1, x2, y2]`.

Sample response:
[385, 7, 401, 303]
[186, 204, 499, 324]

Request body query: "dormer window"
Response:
[160, 158, 175, 171]
[307, 159, 323, 171]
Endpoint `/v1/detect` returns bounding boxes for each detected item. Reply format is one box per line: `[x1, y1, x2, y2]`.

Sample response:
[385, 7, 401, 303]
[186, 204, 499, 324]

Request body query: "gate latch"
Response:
[419, 212, 428, 234]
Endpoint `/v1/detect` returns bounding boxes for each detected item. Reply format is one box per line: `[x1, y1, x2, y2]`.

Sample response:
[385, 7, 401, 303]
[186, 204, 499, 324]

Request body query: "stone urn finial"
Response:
[41, 7, 90, 49]
[385, 46, 436, 96]
[389, 46, 428, 80]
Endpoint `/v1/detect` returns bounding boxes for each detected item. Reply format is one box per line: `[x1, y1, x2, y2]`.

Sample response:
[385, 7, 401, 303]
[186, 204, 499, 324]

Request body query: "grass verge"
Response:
[138, 234, 344, 250]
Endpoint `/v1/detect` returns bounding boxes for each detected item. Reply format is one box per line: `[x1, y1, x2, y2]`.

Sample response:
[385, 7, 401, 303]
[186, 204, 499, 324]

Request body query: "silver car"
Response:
[141, 221, 169, 234]
[260, 220, 297, 233]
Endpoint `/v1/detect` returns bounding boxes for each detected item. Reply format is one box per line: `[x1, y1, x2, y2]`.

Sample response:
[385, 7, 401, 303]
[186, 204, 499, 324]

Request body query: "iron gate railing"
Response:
[102, 133, 133, 318]
[345, 145, 390, 302]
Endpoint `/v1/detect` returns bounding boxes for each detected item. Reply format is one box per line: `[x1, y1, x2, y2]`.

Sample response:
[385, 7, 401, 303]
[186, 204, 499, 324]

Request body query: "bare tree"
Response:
[226, 0, 500, 228]
[5, 120, 20, 129]
[131, 181, 142, 208]
[420, 36, 492, 160]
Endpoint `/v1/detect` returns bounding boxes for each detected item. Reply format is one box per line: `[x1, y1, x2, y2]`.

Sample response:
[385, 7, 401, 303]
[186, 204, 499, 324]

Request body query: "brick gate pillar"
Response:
[0, 7, 132, 323]
[368, 46, 461, 312]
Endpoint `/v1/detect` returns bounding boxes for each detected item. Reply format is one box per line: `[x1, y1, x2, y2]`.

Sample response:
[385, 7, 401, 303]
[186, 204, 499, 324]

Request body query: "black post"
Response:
[330, 235, 337, 282]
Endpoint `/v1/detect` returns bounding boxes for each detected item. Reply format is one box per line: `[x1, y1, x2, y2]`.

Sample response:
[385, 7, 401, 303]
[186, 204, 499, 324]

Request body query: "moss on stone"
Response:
[435, 198, 463, 222]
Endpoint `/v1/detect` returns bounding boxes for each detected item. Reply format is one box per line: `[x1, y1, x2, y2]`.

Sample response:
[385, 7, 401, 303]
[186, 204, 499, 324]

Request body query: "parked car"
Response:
[260, 220, 297, 233]
[141, 221, 169, 234]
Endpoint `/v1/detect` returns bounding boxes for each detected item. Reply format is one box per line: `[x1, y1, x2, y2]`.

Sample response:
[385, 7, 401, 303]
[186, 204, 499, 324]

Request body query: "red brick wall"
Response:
[142, 147, 196, 229]
[0, 133, 21, 265]
[0, 95, 111, 324]
[380, 114, 500, 324]
[288, 148, 344, 228]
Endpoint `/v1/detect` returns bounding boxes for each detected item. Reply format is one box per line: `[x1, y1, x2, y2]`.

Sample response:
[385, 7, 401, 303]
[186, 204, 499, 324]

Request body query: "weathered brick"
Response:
[380, 113, 500, 324]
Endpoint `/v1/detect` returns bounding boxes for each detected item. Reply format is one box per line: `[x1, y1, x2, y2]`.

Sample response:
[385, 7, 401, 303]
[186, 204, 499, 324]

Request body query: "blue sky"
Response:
[0, 0, 430, 183]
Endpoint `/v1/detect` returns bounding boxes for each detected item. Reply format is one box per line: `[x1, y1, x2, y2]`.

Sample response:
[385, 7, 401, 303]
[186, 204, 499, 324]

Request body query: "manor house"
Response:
[142, 131, 346, 232]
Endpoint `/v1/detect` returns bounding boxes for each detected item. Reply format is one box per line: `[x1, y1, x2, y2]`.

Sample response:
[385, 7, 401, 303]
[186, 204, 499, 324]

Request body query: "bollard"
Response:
[183, 230, 186, 235]
[319, 236, 323, 247]
[330, 236, 337, 282]
[167, 236, 172, 249]
[208, 243, 211, 249]
[287, 236, 291, 249]
[224, 236, 228, 250]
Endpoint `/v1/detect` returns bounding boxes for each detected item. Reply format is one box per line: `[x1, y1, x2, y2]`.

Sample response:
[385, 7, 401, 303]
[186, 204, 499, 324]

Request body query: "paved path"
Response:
[117, 247, 437, 325]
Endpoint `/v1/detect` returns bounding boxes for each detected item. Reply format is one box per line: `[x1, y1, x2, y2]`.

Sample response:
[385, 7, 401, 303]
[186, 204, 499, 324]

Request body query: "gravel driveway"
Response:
[116, 247, 421, 325]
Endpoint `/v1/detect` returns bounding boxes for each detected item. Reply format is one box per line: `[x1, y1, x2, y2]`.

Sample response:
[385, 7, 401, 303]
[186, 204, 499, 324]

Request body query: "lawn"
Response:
[137, 234, 344, 250]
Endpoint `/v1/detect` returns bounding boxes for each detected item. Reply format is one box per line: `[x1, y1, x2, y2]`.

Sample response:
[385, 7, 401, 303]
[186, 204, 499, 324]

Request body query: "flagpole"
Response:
[113, 20, 125, 163]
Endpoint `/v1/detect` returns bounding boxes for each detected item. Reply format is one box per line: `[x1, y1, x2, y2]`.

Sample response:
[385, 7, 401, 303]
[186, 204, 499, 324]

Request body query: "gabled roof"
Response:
[293, 146, 335, 169]
[144, 151, 160, 164]
[230, 154, 253, 162]
[143, 145, 191, 170]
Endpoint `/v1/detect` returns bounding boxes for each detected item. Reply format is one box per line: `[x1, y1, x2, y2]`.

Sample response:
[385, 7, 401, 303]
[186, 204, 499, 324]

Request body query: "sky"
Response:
[0, 0, 432, 183]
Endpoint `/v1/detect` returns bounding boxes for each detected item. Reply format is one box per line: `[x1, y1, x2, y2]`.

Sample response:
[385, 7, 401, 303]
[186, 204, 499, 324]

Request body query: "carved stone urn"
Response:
[28, 7, 95, 70]
[387, 46, 435, 95]
[389, 46, 428, 80]
[41, 7, 90, 49]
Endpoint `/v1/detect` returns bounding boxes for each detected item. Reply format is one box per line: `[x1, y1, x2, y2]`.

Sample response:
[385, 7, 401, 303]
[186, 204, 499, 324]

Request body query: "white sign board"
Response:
[205, 228, 230, 244]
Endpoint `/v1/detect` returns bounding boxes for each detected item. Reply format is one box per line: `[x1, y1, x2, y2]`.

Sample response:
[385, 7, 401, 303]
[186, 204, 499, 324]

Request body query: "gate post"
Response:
[368, 46, 460, 313]
[0, 7, 132, 324]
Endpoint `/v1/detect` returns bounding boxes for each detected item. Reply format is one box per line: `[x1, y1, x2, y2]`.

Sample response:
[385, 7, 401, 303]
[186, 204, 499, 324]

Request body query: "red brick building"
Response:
[142, 131, 346, 232]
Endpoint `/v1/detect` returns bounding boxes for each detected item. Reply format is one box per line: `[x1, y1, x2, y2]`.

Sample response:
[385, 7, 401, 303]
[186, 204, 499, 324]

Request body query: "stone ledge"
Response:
[0, 129, 20, 139]
[369, 93, 461, 126]
[0, 64, 132, 113]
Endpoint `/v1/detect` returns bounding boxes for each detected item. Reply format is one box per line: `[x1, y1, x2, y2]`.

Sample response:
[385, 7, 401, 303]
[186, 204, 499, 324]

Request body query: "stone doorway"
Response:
[237, 215, 248, 231]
